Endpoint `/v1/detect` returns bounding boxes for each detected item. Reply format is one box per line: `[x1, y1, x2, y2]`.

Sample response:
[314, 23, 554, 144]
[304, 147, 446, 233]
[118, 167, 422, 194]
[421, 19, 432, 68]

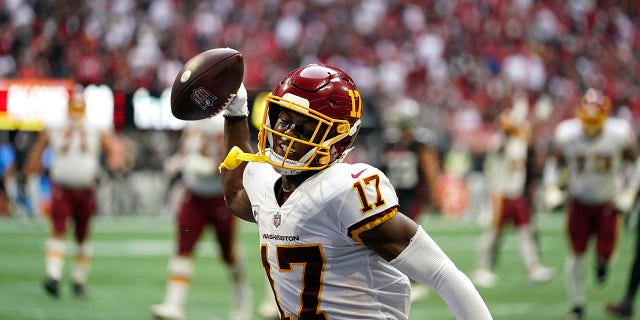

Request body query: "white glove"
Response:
[163, 155, 183, 176]
[543, 185, 565, 210]
[615, 188, 638, 212]
[223, 83, 248, 118]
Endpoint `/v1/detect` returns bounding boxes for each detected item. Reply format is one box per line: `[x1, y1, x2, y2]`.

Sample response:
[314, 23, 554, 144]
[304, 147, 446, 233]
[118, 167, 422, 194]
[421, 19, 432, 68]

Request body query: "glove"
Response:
[223, 83, 248, 118]
[163, 155, 183, 176]
[543, 185, 565, 210]
[614, 188, 638, 213]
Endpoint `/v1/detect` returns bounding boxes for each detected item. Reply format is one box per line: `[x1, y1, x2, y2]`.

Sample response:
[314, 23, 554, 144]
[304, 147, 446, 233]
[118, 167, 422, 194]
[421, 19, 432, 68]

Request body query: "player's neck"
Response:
[280, 171, 316, 192]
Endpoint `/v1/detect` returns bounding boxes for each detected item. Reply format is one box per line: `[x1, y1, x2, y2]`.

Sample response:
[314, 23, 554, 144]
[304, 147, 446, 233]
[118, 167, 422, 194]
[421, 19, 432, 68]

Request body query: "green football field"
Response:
[0, 211, 634, 320]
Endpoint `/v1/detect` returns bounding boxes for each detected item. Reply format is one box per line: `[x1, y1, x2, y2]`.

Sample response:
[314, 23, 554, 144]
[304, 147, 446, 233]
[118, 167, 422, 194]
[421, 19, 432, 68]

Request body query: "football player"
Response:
[151, 115, 251, 320]
[23, 85, 125, 298]
[543, 88, 640, 320]
[472, 105, 553, 288]
[218, 64, 492, 319]
[381, 97, 441, 301]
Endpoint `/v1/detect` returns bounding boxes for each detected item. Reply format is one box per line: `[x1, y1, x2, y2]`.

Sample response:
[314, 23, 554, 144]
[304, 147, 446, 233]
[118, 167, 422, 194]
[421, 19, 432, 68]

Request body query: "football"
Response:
[170, 47, 244, 120]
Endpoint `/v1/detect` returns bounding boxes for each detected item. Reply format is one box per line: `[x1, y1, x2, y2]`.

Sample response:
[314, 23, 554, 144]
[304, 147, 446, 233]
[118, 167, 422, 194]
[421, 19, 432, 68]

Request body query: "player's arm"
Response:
[418, 144, 440, 209]
[615, 133, 640, 212]
[100, 131, 126, 172]
[360, 214, 493, 319]
[23, 131, 50, 177]
[542, 137, 567, 209]
[220, 84, 255, 222]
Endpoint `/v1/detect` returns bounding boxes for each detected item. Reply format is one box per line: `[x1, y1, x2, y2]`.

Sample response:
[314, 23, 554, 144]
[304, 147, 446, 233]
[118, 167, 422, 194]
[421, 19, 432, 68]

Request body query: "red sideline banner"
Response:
[0, 79, 117, 131]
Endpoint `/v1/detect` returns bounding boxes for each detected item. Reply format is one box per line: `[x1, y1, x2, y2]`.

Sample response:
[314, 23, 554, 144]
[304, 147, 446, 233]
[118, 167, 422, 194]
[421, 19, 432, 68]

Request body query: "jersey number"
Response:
[348, 90, 362, 118]
[261, 244, 328, 320]
[576, 154, 613, 174]
[352, 174, 385, 214]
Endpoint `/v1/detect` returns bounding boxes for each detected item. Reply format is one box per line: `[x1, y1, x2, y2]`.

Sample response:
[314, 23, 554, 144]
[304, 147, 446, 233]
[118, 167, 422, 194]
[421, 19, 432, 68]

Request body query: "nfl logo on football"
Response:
[273, 212, 282, 227]
[191, 87, 217, 110]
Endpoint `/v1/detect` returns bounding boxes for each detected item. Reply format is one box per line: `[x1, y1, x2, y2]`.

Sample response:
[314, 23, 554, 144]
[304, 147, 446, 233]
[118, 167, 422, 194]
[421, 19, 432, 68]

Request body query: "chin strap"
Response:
[219, 146, 268, 170]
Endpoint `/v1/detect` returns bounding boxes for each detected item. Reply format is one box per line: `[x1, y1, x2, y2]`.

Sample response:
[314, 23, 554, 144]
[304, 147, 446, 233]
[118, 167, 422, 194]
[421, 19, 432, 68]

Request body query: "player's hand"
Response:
[223, 83, 248, 118]
[543, 185, 565, 210]
[163, 155, 183, 176]
[614, 188, 637, 213]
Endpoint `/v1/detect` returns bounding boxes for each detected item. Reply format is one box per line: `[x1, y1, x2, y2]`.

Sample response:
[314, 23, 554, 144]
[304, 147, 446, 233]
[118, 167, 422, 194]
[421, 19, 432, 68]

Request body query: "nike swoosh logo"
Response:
[351, 169, 366, 179]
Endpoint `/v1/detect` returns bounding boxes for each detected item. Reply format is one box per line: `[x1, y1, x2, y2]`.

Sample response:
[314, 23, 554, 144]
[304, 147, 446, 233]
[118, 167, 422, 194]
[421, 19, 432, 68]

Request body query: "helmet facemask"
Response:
[258, 93, 354, 175]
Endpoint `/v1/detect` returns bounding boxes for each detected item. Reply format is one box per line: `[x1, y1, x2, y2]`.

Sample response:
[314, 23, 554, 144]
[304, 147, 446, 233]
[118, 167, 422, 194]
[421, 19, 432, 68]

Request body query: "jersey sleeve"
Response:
[332, 164, 400, 245]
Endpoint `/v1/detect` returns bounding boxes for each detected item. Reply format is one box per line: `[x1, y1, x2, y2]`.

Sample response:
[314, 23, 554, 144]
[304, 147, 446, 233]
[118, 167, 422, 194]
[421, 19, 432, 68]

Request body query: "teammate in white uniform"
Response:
[543, 88, 640, 320]
[472, 107, 553, 288]
[23, 85, 125, 298]
[218, 64, 492, 319]
[151, 115, 251, 320]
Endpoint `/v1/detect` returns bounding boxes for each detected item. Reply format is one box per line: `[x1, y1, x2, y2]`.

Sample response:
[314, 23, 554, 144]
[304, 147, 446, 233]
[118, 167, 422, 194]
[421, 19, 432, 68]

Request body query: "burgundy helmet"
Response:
[576, 88, 611, 137]
[258, 64, 362, 175]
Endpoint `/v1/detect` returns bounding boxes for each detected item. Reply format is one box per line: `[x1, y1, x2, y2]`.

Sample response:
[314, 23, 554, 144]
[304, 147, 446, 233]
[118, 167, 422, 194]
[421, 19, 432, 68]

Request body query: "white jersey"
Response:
[48, 122, 103, 188]
[244, 162, 411, 320]
[180, 123, 224, 196]
[493, 135, 528, 198]
[554, 117, 635, 204]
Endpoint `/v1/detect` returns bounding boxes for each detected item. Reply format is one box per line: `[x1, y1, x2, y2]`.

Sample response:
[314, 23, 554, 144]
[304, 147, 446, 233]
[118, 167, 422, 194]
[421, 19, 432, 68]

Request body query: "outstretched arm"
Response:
[220, 84, 255, 222]
[361, 214, 493, 319]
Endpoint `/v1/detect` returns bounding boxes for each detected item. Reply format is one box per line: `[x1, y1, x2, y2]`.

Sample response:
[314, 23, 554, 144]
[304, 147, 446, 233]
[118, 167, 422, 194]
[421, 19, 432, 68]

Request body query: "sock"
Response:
[516, 225, 541, 271]
[476, 229, 498, 271]
[72, 242, 93, 284]
[565, 253, 586, 306]
[45, 238, 66, 280]
[162, 256, 193, 307]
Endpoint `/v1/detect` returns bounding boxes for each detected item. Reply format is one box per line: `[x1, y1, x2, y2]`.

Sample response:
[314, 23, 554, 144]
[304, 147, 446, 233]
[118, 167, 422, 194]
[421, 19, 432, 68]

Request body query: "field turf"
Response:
[0, 211, 633, 320]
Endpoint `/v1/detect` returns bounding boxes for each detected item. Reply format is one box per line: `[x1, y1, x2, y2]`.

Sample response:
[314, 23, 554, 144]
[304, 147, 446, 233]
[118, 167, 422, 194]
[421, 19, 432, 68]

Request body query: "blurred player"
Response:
[381, 97, 441, 301]
[472, 105, 553, 288]
[151, 115, 251, 320]
[218, 64, 492, 319]
[543, 88, 640, 320]
[23, 85, 125, 298]
[382, 98, 440, 221]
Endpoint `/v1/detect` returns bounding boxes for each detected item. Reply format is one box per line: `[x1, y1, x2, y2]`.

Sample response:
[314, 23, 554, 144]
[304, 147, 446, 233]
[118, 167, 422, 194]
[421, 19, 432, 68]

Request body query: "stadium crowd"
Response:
[2, 0, 640, 135]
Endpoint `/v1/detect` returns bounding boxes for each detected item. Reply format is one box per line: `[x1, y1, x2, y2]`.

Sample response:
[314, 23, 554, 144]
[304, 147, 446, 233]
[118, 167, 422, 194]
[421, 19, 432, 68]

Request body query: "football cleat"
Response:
[596, 264, 608, 286]
[150, 303, 185, 320]
[472, 268, 497, 288]
[528, 265, 554, 284]
[43, 278, 60, 298]
[566, 306, 584, 320]
[605, 301, 632, 318]
[72, 282, 87, 298]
